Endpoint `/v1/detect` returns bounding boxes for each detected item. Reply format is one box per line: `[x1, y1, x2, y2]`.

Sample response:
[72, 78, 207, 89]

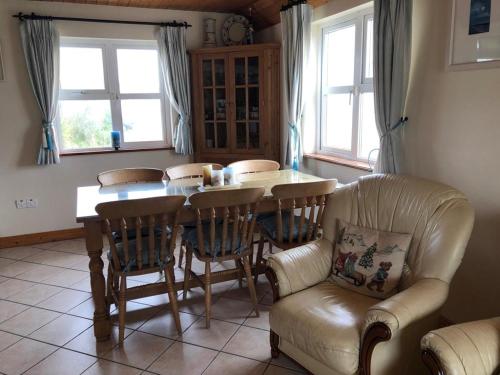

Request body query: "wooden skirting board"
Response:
[0, 227, 85, 249]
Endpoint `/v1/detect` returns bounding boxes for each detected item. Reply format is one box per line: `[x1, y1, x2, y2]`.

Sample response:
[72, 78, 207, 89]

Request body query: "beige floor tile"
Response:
[243, 304, 270, 331]
[42, 268, 89, 287]
[65, 325, 131, 357]
[71, 276, 92, 292]
[110, 302, 161, 330]
[138, 309, 199, 338]
[0, 257, 16, 269]
[7, 283, 62, 305]
[0, 300, 29, 323]
[0, 338, 57, 375]
[45, 239, 88, 254]
[134, 291, 171, 307]
[270, 356, 307, 373]
[0, 331, 22, 351]
[82, 360, 142, 375]
[223, 281, 268, 303]
[68, 298, 100, 319]
[37, 289, 91, 312]
[24, 348, 96, 375]
[178, 288, 218, 316]
[0, 307, 60, 336]
[210, 297, 256, 324]
[259, 291, 274, 306]
[204, 352, 268, 375]
[181, 317, 239, 350]
[264, 365, 303, 374]
[223, 326, 271, 362]
[104, 331, 174, 369]
[148, 342, 217, 375]
[24, 250, 87, 268]
[15, 264, 61, 282]
[0, 260, 40, 277]
[0, 246, 44, 260]
[29, 314, 93, 345]
[0, 275, 7, 283]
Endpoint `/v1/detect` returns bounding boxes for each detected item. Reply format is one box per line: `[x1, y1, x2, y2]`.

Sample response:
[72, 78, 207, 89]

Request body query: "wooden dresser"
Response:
[190, 43, 281, 165]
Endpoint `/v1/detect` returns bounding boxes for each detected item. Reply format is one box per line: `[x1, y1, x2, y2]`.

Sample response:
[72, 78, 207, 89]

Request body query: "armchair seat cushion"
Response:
[270, 280, 379, 375]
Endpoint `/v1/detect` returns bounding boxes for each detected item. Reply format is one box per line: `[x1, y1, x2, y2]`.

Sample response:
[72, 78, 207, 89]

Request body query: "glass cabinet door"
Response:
[232, 55, 261, 152]
[202, 58, 228, 150]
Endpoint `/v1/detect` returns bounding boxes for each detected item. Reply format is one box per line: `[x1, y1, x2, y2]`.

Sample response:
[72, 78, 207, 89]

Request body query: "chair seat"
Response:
[270, 281, 378, 375]
[258, 213, 310, 242]
[183, 223, 245, 259]
[108, 236, 172, 271]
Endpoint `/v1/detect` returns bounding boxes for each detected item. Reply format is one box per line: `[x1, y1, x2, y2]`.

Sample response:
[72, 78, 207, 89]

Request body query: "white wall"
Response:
[0, 0, 231, 237]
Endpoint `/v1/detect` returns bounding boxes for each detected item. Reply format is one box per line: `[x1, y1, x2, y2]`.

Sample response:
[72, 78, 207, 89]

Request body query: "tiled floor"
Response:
[0, 238, 306, 375]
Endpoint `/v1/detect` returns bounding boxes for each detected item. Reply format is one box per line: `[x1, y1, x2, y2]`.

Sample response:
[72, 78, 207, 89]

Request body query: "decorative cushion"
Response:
[108, 236, 172, 271]
[183, 223, 245, 259]
[329, 220, 411, 299]
[258, 212, 310, 242]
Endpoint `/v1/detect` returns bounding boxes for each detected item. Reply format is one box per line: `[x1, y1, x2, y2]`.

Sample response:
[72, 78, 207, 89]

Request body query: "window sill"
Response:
[60, 147, 175, 157]
[304, 153, 373, 172]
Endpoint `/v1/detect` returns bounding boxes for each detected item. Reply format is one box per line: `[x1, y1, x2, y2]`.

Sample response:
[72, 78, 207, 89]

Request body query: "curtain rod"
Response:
[281, 0, 308, 12]
[12, 12, 192, 28]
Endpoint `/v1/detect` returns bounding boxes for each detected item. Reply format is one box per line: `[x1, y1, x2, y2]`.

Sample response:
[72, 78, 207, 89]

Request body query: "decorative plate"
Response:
[222, 15, 249, 46]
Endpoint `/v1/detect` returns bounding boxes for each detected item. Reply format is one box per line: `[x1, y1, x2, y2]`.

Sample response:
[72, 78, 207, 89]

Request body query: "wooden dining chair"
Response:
[95, 195, 186, 344]
[165, 162, 224, 180]
[97, 168, 164, 186]
[254, 180, 337, 283]
[165, 162, 224, 269]
[228, 159, 280, 175]
[182, 187, 265, 328]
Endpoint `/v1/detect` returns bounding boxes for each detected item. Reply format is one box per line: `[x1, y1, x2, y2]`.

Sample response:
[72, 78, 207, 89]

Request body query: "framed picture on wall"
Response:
[450, 0, 500, 69]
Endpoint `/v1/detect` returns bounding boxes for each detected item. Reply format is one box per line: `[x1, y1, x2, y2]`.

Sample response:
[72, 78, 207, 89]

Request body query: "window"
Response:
[58, 38, 171, 152]
[319, 10, 378, 162]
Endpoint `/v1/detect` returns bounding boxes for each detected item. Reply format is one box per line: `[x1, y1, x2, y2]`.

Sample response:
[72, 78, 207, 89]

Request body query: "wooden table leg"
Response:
[84, 220, 111, 341]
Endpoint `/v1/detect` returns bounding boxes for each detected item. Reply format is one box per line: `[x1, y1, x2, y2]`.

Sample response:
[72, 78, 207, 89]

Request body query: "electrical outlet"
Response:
[15, 199, 26, 209]
[26, 198, 38, 208]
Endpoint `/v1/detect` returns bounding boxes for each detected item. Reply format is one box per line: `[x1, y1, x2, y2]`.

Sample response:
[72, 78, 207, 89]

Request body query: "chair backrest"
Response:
[96, 196, 186, 271]
[97, 168, 164, 186]
[270, 180, 337, 244]
[188, 187, 265, 258]
[165, 163, 224, 180]
[321, 174, 475, 288]
[228, 159, 280, 175]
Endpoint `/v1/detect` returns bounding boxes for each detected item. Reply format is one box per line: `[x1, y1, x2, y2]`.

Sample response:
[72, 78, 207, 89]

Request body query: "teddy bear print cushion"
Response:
[329, 220, 412, 299]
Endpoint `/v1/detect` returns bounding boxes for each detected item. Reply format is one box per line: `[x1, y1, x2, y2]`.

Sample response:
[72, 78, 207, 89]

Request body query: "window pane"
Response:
[60, 47, 105, 90]
[358, 92, 379, 160]
[121, 99, 163, 142]
[59, 100, 111, 149]
[117, 49, 160, 94]
[365, 18, 374, 80]
[324, 25, 356, 87]
[324, 93, 352, 150]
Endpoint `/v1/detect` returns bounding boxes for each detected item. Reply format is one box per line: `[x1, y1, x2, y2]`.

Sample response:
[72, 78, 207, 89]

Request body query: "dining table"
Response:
[76, 169, 326, 341]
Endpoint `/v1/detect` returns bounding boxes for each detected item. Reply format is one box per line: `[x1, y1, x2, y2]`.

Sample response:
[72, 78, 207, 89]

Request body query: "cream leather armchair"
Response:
[266, 174, 474, 375]
[421, 317, 500, 375]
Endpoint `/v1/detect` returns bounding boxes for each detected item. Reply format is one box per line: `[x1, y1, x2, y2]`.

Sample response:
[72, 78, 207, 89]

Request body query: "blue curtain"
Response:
[157, 26, 193, 156]
[20, 19, 60, 165]
[280, 3, 312, 169]
[373, 0, 412, 173]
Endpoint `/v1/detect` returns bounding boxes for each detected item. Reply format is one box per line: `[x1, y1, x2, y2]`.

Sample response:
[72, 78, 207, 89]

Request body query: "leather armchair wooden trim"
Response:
[421, 349, 446, 375]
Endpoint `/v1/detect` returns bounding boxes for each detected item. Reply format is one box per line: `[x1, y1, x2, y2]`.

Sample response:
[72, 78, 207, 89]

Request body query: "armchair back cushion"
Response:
[322, 174, 474, 289]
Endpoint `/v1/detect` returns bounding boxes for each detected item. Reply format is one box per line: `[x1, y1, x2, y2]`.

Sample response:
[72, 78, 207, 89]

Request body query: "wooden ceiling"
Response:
[32, 0, 328, 29]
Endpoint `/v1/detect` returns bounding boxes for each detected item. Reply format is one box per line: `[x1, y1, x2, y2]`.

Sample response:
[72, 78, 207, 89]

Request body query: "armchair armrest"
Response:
[421, 317, 500, 375]
[358, 278, 449, 375]
[363, 278, 449, 336]
[266, 239, 333, 299]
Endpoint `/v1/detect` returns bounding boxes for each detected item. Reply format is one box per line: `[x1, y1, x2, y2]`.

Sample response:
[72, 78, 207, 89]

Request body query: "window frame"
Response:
[317, 9, 376, 163]
[58, 37, 172, 153]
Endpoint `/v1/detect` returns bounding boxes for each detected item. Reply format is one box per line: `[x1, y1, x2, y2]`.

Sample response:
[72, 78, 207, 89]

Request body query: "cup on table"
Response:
[202, 165, 212, 186]
[211, 169, 224, 187]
